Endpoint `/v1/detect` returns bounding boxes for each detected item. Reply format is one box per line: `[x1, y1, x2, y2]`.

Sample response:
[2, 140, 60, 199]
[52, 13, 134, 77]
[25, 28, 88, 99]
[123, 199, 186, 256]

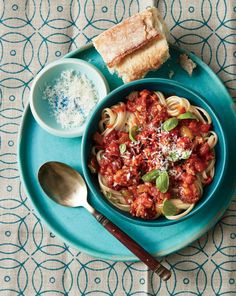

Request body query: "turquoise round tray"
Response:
[18, 44, 236, 261]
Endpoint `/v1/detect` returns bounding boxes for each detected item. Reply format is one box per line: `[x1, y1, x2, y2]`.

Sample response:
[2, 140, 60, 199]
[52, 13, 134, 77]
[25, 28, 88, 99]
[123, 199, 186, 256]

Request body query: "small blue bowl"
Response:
[30, 58, 109, 138]
[81, 78, 226, 227]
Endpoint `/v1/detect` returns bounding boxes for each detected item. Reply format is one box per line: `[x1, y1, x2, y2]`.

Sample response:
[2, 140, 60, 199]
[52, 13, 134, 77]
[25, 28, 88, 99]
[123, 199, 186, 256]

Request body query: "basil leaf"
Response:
[88, 164, 97, 174]
[156, 171, 169, 193]
[119, 143, 126, 154]
[167, 152, 179, 162]
[142, 169, 160, 182]
[162, 118, 178, 132]
[162, 199, 178, 216]
[178, 112, 198, 120]
[181, 150, 192, 159]
[120, 189, 129, 197]
[105, 192, 112, 199]
[129, 126, 138, 142]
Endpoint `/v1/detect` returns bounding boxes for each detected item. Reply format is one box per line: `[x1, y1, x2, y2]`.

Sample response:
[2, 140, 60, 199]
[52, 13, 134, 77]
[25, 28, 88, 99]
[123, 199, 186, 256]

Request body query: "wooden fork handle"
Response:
[93, 210, 171, 281]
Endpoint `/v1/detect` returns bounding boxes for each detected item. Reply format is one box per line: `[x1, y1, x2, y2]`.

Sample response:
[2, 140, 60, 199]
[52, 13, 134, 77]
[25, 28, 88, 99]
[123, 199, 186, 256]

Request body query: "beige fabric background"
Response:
[0, 0, 235, 295]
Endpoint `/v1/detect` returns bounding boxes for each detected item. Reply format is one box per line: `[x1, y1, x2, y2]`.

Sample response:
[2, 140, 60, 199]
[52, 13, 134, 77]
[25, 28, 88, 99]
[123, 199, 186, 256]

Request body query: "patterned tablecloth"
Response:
[0, 0, 236, 295]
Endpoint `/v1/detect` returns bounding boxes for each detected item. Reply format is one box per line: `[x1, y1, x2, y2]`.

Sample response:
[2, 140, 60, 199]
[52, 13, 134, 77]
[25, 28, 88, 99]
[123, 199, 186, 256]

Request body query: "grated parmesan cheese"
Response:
[127, 172, 131, 181]
[43, 70, 98, 129]
[159, 141, 192, 161]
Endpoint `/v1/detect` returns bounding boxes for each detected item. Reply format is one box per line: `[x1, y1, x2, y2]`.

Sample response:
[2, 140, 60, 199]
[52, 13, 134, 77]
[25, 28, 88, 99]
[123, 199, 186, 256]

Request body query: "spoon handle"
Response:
[92, 210, 171, 281]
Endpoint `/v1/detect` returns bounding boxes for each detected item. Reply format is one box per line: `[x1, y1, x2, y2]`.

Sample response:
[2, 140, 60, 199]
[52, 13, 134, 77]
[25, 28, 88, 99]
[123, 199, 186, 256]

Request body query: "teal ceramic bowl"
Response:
[30, 58, 109, 138]
[82, 78, 227, 227]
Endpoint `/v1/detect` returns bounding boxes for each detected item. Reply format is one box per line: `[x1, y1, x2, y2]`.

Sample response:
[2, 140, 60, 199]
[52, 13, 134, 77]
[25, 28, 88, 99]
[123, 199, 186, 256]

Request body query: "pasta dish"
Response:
[88, 89, 217, 220]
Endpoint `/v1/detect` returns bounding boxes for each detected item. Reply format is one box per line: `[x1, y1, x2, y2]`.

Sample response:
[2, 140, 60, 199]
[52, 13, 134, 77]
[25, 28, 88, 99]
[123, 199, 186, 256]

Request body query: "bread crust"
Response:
[113, 37, 169, 82]
[93, 8, 163, 68]
[179, 53, 197, 76]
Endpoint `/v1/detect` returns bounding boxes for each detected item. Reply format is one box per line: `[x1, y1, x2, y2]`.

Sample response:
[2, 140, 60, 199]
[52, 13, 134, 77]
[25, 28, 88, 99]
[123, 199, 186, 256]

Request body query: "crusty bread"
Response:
[93, 7, 169, 82]
[179, 53, 197, 76]
[112, 38, 169, 82]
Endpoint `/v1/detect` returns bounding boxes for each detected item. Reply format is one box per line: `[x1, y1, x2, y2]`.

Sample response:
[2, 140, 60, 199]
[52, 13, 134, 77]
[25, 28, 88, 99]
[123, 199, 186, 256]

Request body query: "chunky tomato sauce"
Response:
[90, 90, 214, 219]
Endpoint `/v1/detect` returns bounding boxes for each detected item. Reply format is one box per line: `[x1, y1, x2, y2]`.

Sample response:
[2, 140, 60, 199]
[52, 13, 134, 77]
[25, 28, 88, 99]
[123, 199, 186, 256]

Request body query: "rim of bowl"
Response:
[81, 78, 227, 227]
[29, 58, 109, 138]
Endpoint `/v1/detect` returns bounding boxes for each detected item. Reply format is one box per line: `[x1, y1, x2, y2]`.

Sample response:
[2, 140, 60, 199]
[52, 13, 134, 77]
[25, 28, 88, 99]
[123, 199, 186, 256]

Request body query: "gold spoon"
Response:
[38, 161, 171, 281]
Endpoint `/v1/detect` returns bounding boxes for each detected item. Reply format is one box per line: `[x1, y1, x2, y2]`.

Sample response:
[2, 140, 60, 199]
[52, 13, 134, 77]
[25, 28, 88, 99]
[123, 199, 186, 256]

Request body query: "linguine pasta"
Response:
[89, 90, 217, 220]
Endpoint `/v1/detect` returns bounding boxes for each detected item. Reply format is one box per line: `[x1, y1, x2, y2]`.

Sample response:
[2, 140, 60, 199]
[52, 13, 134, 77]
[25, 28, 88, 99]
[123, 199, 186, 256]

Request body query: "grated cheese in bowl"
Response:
[42, 70, 99, 129]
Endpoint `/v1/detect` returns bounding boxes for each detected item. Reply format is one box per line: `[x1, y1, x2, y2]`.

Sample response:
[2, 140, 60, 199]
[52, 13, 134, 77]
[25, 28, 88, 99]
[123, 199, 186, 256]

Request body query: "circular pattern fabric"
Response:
[1, 0, 236, 295]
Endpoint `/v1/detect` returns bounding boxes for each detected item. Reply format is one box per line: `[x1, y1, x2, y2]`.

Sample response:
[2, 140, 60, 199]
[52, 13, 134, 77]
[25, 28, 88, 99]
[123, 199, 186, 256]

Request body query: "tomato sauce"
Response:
[89, 90, 215, 219]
